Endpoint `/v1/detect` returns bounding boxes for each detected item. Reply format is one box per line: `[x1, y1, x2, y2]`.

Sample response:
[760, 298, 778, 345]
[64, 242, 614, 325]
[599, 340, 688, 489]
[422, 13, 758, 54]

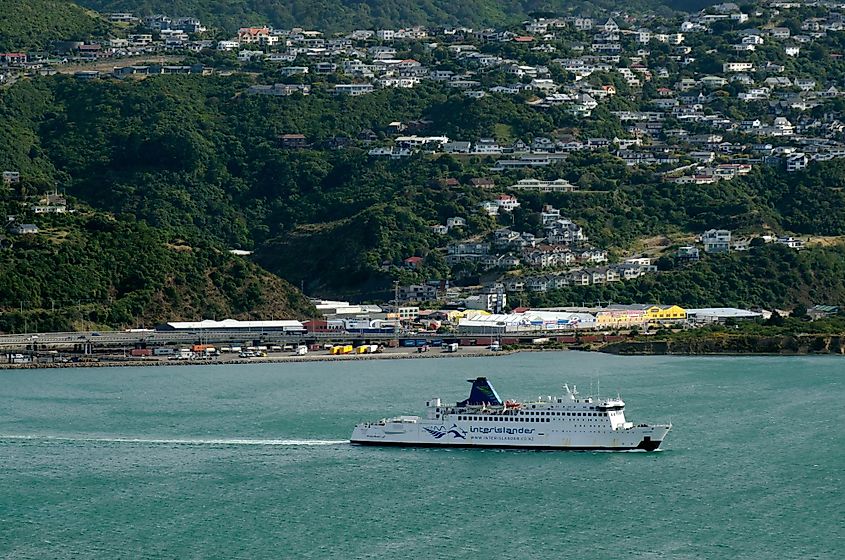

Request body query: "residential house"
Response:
[494, 194, 520, 212]
[399, 284, 438, 302]
[10, 223, 38, 235]
[403, 256, 423, 269]
[702, 229, 731, 253]
[333, 84, 374, 96]
[279, 134, 308, 148]
[508, 178, 577, 192]
[786, 152, 808, 172]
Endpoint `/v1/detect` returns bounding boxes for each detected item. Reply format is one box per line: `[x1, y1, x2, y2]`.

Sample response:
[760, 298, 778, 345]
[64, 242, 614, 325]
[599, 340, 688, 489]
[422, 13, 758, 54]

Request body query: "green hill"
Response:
[3, 73, 845, 315]
[73, 0, 691, 32]
[0, 203, 315, 332]
[0, 0, 110, 51]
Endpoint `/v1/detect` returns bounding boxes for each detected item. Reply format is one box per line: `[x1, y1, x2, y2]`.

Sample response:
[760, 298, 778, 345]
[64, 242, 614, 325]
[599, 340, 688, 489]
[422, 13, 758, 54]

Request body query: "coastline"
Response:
[5, 333, 845, 370]
[599, 333, 845, 356]
[0, 348, 521, 370]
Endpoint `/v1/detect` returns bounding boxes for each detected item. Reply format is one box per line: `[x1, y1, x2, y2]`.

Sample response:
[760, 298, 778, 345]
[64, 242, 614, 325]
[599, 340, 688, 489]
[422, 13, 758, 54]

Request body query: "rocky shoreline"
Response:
[599, 334, 845, 355]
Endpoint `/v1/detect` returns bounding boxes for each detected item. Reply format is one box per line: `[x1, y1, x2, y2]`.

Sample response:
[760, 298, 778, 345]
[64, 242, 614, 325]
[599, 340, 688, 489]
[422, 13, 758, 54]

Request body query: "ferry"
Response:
[350, 377, 671, 451]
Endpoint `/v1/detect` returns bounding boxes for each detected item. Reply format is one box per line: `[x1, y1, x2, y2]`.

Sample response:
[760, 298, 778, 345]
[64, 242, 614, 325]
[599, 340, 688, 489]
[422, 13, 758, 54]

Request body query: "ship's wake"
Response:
[0, 435, 347, 446]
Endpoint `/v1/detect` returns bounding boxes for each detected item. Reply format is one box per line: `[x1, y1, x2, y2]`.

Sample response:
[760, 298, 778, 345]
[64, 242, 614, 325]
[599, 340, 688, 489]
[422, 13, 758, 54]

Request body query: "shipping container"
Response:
[152, 347, 175, 356]
[556, 336, 577, 344]
[192, 344, 214, 353]
[309, 344, 321, 351]
[130, 348, 152, 357]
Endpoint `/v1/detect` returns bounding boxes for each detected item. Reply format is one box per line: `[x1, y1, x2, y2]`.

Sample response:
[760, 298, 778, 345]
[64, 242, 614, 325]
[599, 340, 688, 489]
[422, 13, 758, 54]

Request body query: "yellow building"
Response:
[595, 309, 648, 330]
[602, 305, 686, 328]
[643, 305, 687, 324]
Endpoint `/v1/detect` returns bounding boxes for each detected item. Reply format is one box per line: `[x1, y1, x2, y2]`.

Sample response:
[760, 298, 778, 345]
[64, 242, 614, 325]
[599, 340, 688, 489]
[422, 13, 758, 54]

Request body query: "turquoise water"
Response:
[1, 353, 842, 559]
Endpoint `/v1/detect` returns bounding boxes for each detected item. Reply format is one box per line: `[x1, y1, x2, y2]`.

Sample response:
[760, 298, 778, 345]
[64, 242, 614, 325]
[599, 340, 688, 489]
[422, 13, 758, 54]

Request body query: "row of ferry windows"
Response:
[456, 412, 608, 421]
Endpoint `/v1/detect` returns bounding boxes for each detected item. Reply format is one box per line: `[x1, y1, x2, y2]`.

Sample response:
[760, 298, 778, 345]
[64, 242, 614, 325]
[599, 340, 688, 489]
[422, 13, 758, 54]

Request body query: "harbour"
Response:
[1, 353, 841, 559]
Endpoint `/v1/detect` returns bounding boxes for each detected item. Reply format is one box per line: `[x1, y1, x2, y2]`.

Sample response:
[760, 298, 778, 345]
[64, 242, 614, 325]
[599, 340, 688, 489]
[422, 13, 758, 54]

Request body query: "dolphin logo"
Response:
[423, 424, 467, 440]
[447, 424, 467, 439]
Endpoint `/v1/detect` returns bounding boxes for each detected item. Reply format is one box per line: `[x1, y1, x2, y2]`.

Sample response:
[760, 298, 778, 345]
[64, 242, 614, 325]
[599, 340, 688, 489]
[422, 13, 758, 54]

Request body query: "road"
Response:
[0, 330, 437, 350]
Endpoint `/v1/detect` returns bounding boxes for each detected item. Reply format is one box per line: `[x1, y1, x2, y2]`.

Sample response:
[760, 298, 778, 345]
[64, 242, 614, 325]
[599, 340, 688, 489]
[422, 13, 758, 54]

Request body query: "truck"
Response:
[443, 342, 459, 353]
[295, 345, 308, 356]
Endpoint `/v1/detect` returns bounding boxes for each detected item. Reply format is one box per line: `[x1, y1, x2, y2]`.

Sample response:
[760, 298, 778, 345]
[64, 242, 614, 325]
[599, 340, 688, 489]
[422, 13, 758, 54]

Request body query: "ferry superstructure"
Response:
[350, 377, 671, 451]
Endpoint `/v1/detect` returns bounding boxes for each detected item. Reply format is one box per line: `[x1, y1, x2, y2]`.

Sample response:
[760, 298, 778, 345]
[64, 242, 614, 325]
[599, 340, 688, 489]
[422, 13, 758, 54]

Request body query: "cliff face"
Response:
[601, 335, 845, 355]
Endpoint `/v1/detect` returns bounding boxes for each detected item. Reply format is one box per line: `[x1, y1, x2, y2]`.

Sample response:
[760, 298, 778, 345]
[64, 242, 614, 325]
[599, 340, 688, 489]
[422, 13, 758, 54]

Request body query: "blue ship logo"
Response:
[423, 424, 467, 440]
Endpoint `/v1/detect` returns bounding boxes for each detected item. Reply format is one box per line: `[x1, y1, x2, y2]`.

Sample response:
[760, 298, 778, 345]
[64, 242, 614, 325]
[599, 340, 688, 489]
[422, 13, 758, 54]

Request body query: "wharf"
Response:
[0, 346, 517, 370]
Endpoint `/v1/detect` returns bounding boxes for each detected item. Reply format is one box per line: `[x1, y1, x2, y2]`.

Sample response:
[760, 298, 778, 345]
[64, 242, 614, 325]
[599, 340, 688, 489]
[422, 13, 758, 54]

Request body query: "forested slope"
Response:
[73, 0, 698, 32]
[0, 0, 110, 51]
[0, 204, 315, 332]
[3, 70, 845, 324]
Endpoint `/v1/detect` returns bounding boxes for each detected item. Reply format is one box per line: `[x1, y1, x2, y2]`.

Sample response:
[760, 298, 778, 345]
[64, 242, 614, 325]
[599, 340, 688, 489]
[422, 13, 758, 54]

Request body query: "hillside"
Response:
[0, 200, 315, 332]
[0, 0, 110, 51]
[72, 0, 696, 32]
[4, 73, 845, 308]
[523, 244, 845, 310]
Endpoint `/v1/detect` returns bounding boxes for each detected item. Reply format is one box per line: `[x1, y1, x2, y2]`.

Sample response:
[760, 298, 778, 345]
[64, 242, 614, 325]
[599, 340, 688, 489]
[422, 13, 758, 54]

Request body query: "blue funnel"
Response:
[458, 377, 503, 406]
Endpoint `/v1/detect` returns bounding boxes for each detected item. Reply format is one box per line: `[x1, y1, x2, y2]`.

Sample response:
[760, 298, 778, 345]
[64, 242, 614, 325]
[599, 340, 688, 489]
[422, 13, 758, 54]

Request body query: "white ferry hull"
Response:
[351, 377, 671, 451]
[351, 421, 670, 451]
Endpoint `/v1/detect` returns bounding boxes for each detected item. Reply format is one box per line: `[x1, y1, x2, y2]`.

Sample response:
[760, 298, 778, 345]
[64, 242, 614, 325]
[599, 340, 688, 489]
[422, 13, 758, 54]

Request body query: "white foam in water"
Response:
[0, 435, 347, 446]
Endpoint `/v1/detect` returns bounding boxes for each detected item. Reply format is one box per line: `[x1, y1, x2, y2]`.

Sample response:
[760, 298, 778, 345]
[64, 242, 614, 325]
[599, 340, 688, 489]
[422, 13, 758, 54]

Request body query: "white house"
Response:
[702, 229, 731, 253]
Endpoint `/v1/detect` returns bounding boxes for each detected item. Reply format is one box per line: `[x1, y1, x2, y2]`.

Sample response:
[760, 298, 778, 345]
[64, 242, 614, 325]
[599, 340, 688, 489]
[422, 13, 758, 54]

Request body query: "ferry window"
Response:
[435, 414, 440, 418]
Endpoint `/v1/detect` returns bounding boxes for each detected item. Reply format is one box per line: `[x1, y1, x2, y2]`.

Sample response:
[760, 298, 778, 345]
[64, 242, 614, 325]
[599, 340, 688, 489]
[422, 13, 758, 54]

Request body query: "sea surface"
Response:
[1, 353, 842, 559]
